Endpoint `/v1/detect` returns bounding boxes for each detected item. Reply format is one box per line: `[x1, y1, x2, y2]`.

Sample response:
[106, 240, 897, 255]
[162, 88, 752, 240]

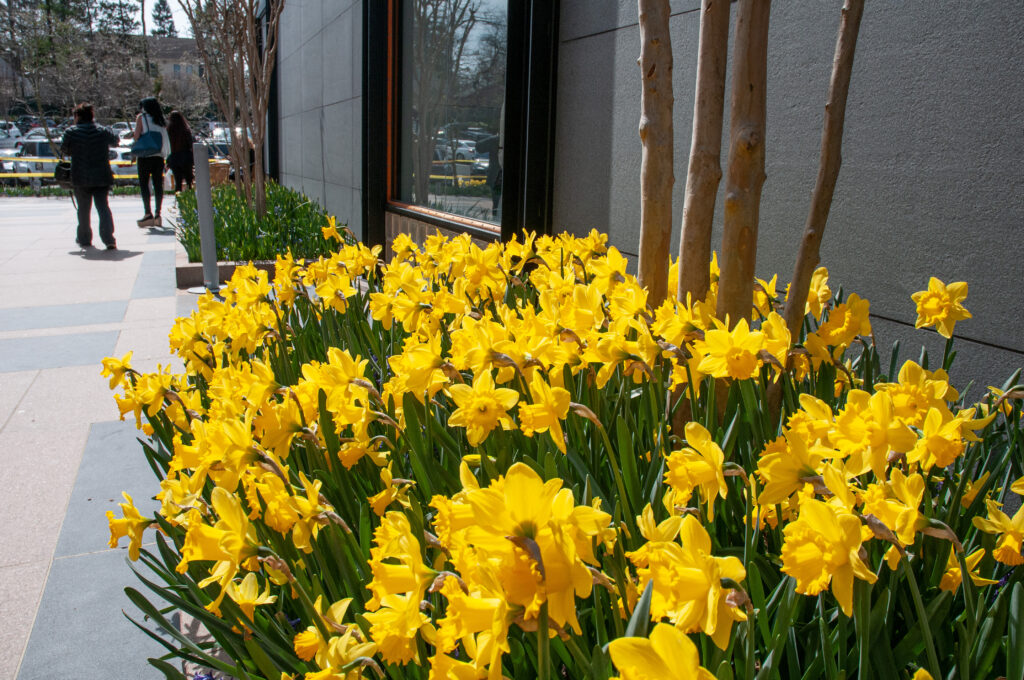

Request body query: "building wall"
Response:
[274, 1, 1024, 390]
[553, 1, 1024, 391]
[276, 0, 364, 239]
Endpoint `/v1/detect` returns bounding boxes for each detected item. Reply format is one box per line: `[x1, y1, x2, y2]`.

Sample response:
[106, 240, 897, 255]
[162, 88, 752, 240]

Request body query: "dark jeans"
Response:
[138, 156, 165, 216]
[171, 164, 194, 192]
[73, 185, 115, 247]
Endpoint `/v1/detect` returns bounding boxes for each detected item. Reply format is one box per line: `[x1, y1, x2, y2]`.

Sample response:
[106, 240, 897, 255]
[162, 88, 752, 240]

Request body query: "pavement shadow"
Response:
[69, 247, 143, 261]
[145, 225, 176, 237]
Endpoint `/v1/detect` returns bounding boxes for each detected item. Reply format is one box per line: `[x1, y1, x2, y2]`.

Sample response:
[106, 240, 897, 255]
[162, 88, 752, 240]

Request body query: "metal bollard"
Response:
[193, 142, 219, 293]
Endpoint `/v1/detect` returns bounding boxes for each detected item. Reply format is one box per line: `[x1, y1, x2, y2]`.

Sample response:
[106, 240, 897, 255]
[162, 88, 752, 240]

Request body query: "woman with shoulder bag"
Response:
[132, 97, 170, 227]
[165, 111, 195, 193]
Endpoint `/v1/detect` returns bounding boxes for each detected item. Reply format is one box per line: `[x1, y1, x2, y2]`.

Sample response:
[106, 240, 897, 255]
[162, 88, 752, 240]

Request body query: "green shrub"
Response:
[0, 185, 141, 197]
[176, 181, 337, 262]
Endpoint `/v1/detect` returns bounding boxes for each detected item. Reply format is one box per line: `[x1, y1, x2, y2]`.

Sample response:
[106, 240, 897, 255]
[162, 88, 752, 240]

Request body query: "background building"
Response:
[272, 0, 1024, 390]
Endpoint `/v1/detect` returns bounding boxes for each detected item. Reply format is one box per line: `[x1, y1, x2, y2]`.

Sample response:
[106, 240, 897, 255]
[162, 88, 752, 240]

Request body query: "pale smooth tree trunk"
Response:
[716, 0, 770, 328]
[636, 0, 674, 307]
[677, 0, 730, 305]
[783, 0, 865, 340]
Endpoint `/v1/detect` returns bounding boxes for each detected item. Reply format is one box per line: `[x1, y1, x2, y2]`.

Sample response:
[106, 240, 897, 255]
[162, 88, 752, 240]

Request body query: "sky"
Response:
[169, 4, 191, 37]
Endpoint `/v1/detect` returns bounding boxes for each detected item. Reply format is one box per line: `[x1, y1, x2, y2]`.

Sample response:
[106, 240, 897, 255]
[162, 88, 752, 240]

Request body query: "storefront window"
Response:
[396, 0, 507, 227]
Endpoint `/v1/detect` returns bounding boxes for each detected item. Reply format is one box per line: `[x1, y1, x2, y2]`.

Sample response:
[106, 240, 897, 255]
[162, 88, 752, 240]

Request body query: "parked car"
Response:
[111, 121, 132, 135]
[0, 121, 22, 138]
[13, 140, 60, 188]
[0, 133, 18, 185]
[0, 130, 18, 150]
[21, 127, 58, 144]
[109, 147, 138, 185]
[16, 115, 37, 134]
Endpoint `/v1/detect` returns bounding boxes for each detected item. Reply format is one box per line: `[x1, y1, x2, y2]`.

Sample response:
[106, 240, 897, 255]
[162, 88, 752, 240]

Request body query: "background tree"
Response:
[97, 0, 139, 37]
[676, 0, 729, 305]
[0, 0, 156, 122]
[635, 0, 674, 307]
[150, 0, 176, 36]
[408, 0, 479, 205]
[715, 0, 770, 327]
[181, 0, 285, 216]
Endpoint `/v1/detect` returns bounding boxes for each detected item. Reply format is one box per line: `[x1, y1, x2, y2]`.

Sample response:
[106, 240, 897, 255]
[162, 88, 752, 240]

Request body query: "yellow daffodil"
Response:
[753, 274, 779, 317]
[694, 317, 765, 380]
[321, 215, 342, 241]
[757, 431, 827, 506]
[366, 512, 434, 610]
[939, 546, 998, 592]
[364, 593, 431, 666]
[519, 372, 571, 453]
[101, 351, 134, 390]
[664, 422, 727, 520]
[861, 469, 925, 547]
[806, 266, 832, 319]
[817, 293, 871, 348]
[631, 515, 747, 649]
[225, 572, 277, 620]
[447, 370, 519, 446]
[908, 407, 966, 470]
[106, 492, 153, 561]
[608, 623, 716, 680]
[911, 277, 971, 338]
[368, 465, 414, 516]
[961, 471, 991, 508]
[972, 499, 1024, 565]
[780, 499, 877, 616]
[454, 462, 611, 634]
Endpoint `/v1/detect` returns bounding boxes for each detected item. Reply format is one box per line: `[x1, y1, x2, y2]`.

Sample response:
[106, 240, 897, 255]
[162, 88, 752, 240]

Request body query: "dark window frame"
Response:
[363, 0, 559, 249]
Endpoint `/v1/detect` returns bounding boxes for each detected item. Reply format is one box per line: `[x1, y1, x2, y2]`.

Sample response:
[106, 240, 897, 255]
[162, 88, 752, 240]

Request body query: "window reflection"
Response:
[397, 0, 506, 226]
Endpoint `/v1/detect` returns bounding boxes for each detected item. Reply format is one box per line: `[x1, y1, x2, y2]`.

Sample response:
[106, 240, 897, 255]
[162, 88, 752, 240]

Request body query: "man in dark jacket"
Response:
[60, 102, 119, 249]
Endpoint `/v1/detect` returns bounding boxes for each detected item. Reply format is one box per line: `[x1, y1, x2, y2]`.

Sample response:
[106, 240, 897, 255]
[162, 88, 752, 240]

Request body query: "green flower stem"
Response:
[900, 558, 941, 678]
[588, 416, 638, 539]
[537, 601, 551, 680]
[854, 579, 871, 679]
[562, 634, 593, 677]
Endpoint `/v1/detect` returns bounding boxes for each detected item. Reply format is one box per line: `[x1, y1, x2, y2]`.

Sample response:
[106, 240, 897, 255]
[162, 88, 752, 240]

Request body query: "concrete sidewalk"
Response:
[0, 196, 194, 679]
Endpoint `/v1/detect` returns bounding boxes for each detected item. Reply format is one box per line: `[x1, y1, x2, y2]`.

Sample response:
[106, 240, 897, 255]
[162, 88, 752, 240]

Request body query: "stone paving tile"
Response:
[3, 365, 123, 434]
[0, 370, 37, 431]
[0, 322, 124, 341]
[124, 297, 177, 323]
[113, 325, 175, 366]
[0, 331, 118, 372]
[0, 561, 48, 680]
[0, 423, 89, 569]
[0, 300, 127, 332]
[15, 549, 172, 680]
[131, 250, 177, 300]
[55, 420, 161, 560]
[0, 196, 189, 678]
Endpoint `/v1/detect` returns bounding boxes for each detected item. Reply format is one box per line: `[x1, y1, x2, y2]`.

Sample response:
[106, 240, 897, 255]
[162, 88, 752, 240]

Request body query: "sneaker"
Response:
[106, 243, 117, 250]
[137, 214, 153, 227]
[152, 215, 162, 227]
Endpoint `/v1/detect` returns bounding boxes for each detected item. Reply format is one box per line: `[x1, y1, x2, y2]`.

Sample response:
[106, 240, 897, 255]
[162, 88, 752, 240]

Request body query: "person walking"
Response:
[165, 111, 195, 192]
[132, 97, 170, 227]
[60, 102, 120, 250]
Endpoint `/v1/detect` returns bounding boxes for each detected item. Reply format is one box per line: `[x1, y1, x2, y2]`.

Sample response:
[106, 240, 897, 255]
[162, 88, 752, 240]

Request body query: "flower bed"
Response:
[105, 230, 1022, 679]
[175, 181, 340, 263]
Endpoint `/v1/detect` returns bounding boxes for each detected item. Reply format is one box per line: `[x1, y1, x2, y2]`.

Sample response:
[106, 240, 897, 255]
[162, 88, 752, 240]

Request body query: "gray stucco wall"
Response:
[553, 1, 1024, 392]
[276, 0, 364, 239]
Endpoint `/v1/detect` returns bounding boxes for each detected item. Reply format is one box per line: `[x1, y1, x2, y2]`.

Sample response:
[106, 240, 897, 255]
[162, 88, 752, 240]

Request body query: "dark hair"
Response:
[139, 97, 166, 127]
[73, 102, 94, 123]
[166, 111, 193, 151]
